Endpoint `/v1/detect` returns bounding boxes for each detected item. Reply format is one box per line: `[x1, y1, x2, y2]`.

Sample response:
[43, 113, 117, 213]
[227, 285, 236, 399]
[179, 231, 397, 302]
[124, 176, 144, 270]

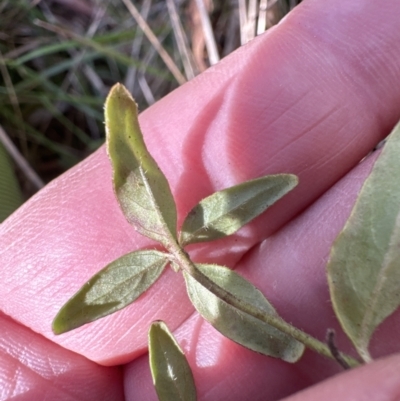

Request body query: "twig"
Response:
[246, 0, 258, 42]
[138, 75, 155, 106]
[193, 0, 220, 65]
[137, 26, 171, 106]
[0, 125, 44, 190]
[121, 0, 187, 85]
[257, 0, 268, 35]
[238, 0, 248, 45]
[124, 0, 152, 93]
[326, 329, 351, 370]
[166, 0, 196, 80]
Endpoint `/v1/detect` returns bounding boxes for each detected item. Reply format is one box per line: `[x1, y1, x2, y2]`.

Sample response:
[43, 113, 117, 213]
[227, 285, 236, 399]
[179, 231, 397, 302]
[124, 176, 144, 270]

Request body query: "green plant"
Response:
[0, 143, 23, 222]
[52, 83, 400, 400]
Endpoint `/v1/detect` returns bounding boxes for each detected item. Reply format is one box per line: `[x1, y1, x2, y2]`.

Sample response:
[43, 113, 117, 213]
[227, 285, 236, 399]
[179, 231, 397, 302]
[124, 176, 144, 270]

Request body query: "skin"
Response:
[1, 0, 400, 399]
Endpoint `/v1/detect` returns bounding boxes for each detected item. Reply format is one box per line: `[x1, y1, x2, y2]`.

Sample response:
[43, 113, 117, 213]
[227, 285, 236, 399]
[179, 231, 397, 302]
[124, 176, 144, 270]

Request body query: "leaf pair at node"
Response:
[52, 82, 400, 400]
[52, 83, 305, 399]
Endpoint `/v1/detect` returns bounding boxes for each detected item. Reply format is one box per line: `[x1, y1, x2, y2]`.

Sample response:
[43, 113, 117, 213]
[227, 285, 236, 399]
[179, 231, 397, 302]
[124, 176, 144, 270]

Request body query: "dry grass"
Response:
[0, 0, 300, 203]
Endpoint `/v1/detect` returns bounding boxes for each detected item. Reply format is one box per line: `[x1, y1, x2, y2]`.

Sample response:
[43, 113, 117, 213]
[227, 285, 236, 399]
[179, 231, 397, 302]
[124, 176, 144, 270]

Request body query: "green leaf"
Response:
[0, 143, 23, 222]
[184, 264, 305, 362]
[52, 250, 169, 334]
[149, 321, 197, 401]
[327, 121, 400, 362]
[105, 83, 177, 245]
[179, 174, 298, 246]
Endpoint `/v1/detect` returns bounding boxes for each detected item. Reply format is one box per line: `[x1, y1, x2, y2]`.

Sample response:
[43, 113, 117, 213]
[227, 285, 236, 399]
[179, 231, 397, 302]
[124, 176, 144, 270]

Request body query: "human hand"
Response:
[1, 0, 400, 400]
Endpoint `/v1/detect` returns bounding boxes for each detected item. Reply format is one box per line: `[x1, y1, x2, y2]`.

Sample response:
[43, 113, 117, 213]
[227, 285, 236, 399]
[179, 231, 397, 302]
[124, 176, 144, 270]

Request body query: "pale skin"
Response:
[1, 0, 400, 400]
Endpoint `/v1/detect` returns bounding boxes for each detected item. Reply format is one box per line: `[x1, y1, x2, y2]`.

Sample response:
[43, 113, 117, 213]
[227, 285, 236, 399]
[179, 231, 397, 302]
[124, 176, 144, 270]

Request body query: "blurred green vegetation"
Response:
[0, 143, 23, 222]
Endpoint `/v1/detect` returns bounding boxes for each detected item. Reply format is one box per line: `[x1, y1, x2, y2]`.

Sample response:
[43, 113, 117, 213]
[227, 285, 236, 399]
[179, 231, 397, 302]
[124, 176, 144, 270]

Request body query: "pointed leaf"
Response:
[184, 264, 305, 362]
[327, 121, 400, 362]
[105, 83, 177, 245]
[53, 250, 169, 334]
[149, 321, 197, 401]
[179, 174, 298, 246]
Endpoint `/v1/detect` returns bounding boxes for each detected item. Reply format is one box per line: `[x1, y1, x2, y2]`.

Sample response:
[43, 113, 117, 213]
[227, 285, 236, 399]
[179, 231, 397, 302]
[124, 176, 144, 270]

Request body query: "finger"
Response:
[1, 0, 400, 365]
[124, 150, 378, 401]
[0, 312, 123, 401]
[282, 353, 400, 401]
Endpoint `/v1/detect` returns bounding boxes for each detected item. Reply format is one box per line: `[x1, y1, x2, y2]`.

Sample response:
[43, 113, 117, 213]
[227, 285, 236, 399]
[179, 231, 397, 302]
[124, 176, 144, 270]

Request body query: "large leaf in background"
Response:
[184, 264, 305, 362]
[105, 83, 177, 245]
[0, 143, 23, 222]
[53, 250, 169, 334]
[149, 321, 197, 401]
[327, 121, 400, 362]
[179, 174, 298, 246]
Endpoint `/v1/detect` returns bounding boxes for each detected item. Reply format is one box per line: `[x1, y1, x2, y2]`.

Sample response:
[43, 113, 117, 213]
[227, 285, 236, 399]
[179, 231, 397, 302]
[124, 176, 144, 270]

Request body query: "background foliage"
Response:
[0, 0, 300, 219]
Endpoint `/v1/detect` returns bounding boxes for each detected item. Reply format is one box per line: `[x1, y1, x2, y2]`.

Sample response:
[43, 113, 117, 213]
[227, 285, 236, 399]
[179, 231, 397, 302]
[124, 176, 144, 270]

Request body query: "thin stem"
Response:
[121, 0, 187, 85]
[0, 124, 44, 189]
[193, 0, 220, 66]
[168, 242, 360, 368]
[326, 329, 350, 370]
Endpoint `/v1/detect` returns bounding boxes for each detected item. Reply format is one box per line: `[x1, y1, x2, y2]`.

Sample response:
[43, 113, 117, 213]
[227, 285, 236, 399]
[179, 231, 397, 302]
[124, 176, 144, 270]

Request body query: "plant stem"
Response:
[168, 242, 360, 368]
[326, 329, 350, 369]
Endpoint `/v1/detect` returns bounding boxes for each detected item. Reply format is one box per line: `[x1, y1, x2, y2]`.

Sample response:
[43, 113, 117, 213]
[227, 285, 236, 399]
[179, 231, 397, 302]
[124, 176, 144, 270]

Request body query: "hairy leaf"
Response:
[184, 264, 305, 362]
[327, 122, 400, 362]
[179, 174, 298, 246]
[149, 321, 197, 401]
[53, 250, 169, 334]
[105, 83, 177, 245]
